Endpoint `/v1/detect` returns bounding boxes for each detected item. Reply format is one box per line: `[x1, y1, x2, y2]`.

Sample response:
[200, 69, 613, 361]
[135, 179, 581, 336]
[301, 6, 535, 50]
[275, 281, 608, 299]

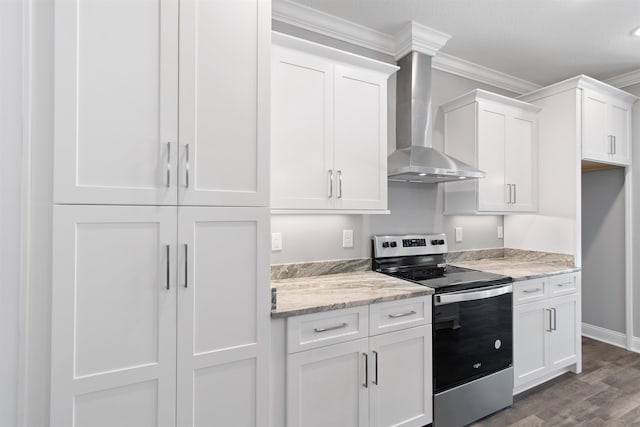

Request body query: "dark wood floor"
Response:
[471, 337, 640, 427]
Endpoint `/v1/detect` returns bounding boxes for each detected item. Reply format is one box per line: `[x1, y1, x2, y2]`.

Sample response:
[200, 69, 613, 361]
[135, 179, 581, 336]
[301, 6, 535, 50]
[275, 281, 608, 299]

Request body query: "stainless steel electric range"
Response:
[372, 234, 514, 427]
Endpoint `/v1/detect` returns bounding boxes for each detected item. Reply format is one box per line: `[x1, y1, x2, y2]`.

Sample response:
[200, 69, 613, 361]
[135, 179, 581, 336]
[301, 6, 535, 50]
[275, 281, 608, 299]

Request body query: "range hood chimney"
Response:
[388, 51, 485, 183]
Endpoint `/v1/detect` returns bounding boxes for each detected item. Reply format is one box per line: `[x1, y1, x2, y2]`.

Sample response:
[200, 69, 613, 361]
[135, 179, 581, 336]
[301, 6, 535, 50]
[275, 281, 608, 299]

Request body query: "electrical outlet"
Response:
[455, 227, 463, 243]
[497, 226, 504, 239]
[343, 229, 354, 248]
[271, 232, 282, 251]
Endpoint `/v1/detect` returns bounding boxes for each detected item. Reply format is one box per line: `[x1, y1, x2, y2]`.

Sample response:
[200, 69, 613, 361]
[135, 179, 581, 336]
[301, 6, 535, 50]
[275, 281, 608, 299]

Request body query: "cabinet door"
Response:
[609, 100, 630, 164]
[513, 301, 548, 388]
[176, 207, 270, 427]
[505, 114, 536, 212]
[581, 88, 609, 162]
[179, 0, 269, 207]
[287, 339, 369, 427]
[477, 106, 507, 212]
[334, 66, 387, 210]
[51, 206, 177, 427]
[271, 47, 334, 210]
[54, 0, 178, 205]
[369, 326, 432, 427]
[548, 294, 579, 370]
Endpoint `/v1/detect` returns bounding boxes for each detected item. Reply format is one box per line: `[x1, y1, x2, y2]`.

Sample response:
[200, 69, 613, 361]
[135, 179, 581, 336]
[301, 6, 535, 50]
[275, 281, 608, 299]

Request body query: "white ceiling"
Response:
[289, 0, 640, 86]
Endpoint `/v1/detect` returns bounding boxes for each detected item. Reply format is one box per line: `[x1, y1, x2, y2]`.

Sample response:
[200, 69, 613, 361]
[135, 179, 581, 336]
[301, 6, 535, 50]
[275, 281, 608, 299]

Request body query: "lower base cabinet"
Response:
[286, 297, 432, 427]
[513, 273, 581, 392]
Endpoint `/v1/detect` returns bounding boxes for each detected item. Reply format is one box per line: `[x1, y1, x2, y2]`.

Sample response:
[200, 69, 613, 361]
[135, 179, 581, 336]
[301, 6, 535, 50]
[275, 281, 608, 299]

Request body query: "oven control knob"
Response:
[390, 241, 397, 248]
[438, 239, 445, 245]
[382, 242, 389, 248]
[495, 339, 502, 350]
[430, 240, 439, 245]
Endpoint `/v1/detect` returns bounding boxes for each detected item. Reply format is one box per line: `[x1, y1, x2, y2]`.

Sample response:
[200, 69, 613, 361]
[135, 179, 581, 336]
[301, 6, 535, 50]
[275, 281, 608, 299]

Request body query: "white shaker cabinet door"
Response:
[271, 47, 335, 210]
[581, 88, 609, 162]
[369, 326, 432, 427]
[477, 106, 507, 212]
[54, 0, 178, 205]
[548, 294, 579, 370]
[505, 115, 536, 212]
[334, 66, 388, 211]
[51, 205, 177, 427]
[513, 301, 548, 388]
[179, 0, 270, 207]
[287, 339, 370, 427]
[176, 207, 270, 427]
[608, 100, 630, 164]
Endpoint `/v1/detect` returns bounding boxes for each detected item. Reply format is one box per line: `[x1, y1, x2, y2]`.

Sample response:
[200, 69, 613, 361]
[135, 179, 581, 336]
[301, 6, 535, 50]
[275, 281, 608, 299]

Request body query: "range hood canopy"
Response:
[388, 51, 485, 183]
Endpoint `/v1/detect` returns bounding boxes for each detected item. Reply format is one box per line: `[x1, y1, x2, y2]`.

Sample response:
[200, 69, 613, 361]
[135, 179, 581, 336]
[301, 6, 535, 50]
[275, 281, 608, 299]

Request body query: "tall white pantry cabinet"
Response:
[50, 0, 271, 426]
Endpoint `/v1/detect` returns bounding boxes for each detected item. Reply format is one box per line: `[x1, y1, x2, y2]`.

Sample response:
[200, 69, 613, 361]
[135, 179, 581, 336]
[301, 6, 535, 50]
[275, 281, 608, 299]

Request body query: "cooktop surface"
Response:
[391, 265, 513, 294]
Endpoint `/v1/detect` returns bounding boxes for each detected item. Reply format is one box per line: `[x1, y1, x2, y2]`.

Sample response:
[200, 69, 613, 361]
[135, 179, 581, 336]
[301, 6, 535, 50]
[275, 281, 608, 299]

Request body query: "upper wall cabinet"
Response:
[54, 0, 269, 207]
[271, 32, 398, 213]
[581, 86, 634, 165]
[442, 90, 541, 215]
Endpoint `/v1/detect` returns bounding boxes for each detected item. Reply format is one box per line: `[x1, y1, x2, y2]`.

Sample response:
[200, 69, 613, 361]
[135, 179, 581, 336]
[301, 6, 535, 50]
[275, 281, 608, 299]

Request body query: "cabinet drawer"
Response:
[287, 306, 368, 354]
[369, 296, 431, 336]
[549, 273, 578, 297]
[514, 279, 546, 305]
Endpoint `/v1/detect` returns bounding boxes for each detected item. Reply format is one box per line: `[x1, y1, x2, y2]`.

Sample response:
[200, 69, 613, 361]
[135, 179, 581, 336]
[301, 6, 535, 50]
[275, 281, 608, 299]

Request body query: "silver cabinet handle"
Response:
[363, 352, 368, 388]
[166, 142, 171, 187]
[513, 184, 517, 205]
[337, 170, 343, 199]
[328, 170, 333, 198]
[608, 135, 614, 154]
[313, 322, 347, 333]
[546, 308, 553, 332]
[165, 245, 170, 290]
[372, 350, 379, 385]
[613, 135, 618, 154]
[551, 307, 557, 331]
[523, 288, 541, 294]
[506, 184, 512, 204]
[388, 310, 416, 319]
[183, 244, 188, 288]
[185, 144, 190, 188]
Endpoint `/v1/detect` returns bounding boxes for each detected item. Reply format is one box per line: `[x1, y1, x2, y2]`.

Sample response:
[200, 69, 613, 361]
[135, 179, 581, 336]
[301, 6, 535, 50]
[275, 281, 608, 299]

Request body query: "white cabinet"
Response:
[582, 87, 633, 165]
[54, 0, 269, 207]
[442, 89, 540, 215]
[52, 205, 270, 427]
[286, 296, 432, 427]
[513, 273, 581, 393]
[271, 32, 397, 213]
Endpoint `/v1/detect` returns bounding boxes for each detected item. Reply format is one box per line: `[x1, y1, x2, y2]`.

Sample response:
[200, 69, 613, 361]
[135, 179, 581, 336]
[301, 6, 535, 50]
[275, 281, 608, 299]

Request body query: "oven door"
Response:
[433, 284, 513, 394]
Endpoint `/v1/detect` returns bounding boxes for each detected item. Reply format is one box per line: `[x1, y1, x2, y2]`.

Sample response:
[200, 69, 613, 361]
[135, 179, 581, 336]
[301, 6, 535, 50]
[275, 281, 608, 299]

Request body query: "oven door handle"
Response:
[434, 283, 513, 306]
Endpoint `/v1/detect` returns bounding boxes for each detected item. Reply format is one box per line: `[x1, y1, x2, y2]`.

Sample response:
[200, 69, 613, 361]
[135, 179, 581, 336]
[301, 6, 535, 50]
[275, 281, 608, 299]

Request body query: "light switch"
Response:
[343, 229, 354, 248]
[271, 232, 282, 251]
[455, 227, 463, 243]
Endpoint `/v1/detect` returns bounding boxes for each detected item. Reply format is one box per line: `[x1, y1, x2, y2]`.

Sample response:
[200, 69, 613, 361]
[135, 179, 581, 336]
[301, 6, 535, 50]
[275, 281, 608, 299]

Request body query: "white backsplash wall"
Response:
[270, 26, 516, 265]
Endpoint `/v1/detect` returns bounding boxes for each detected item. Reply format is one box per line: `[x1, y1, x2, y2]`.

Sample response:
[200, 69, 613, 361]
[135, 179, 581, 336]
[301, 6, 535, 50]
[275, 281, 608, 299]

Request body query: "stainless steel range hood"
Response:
[388, 52, 485, 183]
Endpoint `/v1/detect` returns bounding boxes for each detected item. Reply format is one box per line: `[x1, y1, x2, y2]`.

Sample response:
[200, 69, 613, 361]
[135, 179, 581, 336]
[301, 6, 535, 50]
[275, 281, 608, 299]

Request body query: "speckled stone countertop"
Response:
[449, 258, 581, 281]
[271, 271, 433, 319]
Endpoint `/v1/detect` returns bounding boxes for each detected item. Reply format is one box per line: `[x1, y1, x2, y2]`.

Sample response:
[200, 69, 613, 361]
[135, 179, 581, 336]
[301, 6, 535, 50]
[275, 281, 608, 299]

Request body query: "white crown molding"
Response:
[433, 53, 541, 95]
[272, 0, 395, 56]
[271, 0, 541, 95]
[393, 21, 451, 60]
[604, 68, 640, 89]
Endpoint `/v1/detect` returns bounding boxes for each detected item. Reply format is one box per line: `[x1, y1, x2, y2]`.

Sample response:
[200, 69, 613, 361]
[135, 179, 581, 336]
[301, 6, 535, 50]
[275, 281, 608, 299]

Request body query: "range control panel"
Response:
[372, 234, 448, 258]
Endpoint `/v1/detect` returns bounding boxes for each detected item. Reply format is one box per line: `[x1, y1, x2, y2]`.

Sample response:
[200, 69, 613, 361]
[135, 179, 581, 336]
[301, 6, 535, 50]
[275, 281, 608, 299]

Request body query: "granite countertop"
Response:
[271, 271, 433, 319]
[449, 259, 581, 281]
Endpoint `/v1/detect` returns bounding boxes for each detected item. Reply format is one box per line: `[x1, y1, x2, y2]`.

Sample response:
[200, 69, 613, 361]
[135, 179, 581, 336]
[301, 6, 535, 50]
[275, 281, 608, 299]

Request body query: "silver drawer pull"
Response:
[388, 310, 416, 319]
[523, 288, 541, 294]
[314, 323, 348, 333]
[556, 283, 570, 287]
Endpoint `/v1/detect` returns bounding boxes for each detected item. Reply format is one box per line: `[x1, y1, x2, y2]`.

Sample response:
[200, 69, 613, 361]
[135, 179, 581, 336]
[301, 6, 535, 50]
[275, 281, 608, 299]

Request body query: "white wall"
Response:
[581, 168, 626, 333]
[0, 0, 23, 425]
[621, 82, 640, 338]
[270, 27, 514, 264]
